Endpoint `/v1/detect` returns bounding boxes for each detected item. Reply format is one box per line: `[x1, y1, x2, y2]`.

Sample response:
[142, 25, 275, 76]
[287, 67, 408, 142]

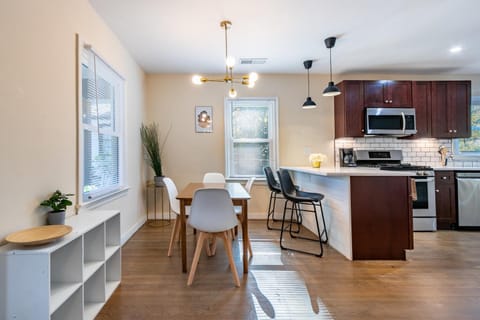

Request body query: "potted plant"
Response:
[40, 190, 74, 225]
[140, 122, 169, 186]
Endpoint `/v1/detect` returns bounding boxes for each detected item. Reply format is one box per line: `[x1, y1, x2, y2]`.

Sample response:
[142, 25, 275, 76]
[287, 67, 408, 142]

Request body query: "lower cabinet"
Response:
[435, 171, 457, 229]
[0, 210, 121, 320]
[350, 176, 413, 260]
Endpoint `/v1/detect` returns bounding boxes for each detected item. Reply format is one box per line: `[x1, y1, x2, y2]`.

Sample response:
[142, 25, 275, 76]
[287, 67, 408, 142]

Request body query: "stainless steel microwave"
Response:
[365, 107, 417, 136]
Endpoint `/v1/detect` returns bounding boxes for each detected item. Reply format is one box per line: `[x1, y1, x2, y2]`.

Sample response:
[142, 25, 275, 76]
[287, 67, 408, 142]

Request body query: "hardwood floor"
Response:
[97, 221, 480, 320]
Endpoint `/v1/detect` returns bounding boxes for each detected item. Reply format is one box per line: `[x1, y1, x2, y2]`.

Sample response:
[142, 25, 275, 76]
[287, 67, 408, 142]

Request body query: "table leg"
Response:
[180, 199, 187, 273]
[242, 200, 249, 274]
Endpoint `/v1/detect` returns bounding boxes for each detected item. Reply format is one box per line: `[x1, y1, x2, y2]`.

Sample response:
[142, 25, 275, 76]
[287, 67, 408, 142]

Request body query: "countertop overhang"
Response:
[281, 166, 419, 177]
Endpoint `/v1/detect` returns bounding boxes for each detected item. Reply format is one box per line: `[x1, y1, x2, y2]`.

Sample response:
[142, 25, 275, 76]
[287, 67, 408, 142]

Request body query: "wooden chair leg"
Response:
[167, 216, 181, 257]
[230, 228, 235, 240]
[188, 232, 206, 286]
[210, 235, 217, 256]
[221, 231, 240, 287]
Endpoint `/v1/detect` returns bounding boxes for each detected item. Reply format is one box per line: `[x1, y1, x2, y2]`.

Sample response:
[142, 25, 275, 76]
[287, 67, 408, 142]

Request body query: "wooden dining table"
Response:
[176, 182, 251, 274]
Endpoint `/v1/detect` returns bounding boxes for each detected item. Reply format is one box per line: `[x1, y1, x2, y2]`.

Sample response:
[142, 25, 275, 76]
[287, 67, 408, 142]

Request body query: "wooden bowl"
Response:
[6, 225, 72, 246]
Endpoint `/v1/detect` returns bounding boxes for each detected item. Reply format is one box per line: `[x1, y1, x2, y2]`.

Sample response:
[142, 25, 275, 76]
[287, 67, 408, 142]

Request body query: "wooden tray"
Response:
[6, 225, 72, 246]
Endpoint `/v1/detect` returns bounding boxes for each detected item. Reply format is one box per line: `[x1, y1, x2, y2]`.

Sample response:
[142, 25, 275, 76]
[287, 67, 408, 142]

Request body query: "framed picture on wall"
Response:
[195, 106, 213, 133]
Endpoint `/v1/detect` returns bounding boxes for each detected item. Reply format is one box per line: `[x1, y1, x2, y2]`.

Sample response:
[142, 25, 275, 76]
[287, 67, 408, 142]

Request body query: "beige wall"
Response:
[146, 73, 480, 218]
[0, 0, 146, 240]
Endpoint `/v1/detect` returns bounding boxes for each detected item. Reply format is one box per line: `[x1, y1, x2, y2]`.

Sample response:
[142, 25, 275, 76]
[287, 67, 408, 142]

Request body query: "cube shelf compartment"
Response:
[0, 210, 121, 320]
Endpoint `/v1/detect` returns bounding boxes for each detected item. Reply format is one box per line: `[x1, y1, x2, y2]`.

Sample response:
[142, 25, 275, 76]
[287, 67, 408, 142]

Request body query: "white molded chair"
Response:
[234, 177, 255, 257]
[187, 188, 240, 287]
[202, 172, 226, 183]
[163, 177, 190, 257]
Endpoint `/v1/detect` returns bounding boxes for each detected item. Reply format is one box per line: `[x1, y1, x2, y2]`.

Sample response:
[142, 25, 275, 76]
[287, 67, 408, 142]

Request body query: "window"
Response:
[80, 46, 124, 203]
[454, 97, 480, 157]
[225, 98, 278, 179]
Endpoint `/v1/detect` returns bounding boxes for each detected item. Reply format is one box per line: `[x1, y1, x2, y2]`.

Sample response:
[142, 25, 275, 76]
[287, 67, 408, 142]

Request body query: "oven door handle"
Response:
[414, 177, 435, 183]
[401, 111, 406, 132]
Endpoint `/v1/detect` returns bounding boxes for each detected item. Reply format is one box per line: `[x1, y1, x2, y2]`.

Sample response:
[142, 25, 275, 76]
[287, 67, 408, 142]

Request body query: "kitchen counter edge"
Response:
[281, 166, 418, 177]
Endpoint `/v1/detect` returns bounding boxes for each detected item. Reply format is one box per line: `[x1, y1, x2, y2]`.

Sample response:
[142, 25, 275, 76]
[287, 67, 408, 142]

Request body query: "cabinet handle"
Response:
[389, 100, 393, 103]
[384, 100, 388, 103]
[435, 189, 439, 193]
[441, 176, 447, 180]
[453, 129, 457, 133]
[448, 129, 453, 133]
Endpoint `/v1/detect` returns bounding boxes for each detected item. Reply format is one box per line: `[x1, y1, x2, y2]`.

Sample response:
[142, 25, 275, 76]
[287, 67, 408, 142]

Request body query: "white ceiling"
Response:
[89, 0, 480, 75]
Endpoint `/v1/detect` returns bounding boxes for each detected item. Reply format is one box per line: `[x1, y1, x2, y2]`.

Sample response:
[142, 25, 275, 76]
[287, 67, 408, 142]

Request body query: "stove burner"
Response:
[379, 163, 433, 171]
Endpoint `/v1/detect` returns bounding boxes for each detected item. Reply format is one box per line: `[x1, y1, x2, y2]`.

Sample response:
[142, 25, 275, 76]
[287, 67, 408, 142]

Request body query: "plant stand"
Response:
[146, 181, 171, 227]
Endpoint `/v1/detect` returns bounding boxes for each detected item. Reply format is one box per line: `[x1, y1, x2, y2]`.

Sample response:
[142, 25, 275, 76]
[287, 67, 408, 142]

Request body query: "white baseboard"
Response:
[121, 216, 147, 245]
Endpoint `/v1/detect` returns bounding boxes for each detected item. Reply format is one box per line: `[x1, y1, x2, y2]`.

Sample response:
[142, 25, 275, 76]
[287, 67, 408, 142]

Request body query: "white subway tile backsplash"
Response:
[335, 137, 475, 168]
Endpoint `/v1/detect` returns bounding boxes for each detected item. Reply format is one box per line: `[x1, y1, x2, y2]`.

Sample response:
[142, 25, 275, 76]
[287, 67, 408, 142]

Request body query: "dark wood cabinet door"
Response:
[449, 81, 471, 138]
[435, 171, 457, 229]
[412, 81, 431, 137]
[334, 81, 364, 138]
[364, 81, 386, 107]
[388, 81, 412, 107]
[364, 80, 412, 107]
[431, 81, 471, 138]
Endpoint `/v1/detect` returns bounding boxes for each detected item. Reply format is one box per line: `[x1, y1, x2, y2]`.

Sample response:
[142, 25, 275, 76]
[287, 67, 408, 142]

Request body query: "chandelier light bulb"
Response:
[247, 80, 255, 88]
[229, 87, 237, 98]
[226, 56, 236, 68]
[249, 72, 258, 82]
[192, 75, 203, 85]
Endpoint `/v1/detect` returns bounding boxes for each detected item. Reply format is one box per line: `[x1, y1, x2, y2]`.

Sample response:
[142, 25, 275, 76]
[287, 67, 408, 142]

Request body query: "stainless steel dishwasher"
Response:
[456, 172, 480, 227]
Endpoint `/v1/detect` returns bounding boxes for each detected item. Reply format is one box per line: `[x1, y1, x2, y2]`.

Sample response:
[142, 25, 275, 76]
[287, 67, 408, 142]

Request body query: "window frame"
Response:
[77, 40, 126, 206]
[224, 97, 279, 179]
[453, 96, 480, 159]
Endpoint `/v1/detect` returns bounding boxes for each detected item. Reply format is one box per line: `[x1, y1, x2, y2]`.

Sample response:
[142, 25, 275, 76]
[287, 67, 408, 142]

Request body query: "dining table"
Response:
[176, 182, 251, 274]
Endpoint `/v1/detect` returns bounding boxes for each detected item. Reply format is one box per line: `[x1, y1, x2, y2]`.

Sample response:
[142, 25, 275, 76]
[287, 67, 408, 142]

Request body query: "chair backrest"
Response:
[188, 188, 238, 233]
[244, 177, 256, 193]
[264, 166, 281, 193]
[202, 172, 226, 183]
[163, 177, 180, 214]
[277, 169, 297, 201]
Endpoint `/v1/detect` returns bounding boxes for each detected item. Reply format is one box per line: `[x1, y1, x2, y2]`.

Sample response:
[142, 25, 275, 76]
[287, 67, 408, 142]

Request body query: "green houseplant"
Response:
[40, 190, 74, 225]
[140, 122, 169, 186]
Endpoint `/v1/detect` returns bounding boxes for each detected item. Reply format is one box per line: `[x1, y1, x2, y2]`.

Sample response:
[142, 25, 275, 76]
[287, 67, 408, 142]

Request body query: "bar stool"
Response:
[277, 169, 328, 257]
[264, 166, 283, 230]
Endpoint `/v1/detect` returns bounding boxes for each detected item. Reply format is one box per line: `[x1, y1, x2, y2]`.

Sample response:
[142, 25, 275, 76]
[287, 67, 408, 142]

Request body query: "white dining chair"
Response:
[163, 177, 190, 257]
[202, 172, 226, 183]
[187, 188, 240, 287]
[234, 177, 255, 257]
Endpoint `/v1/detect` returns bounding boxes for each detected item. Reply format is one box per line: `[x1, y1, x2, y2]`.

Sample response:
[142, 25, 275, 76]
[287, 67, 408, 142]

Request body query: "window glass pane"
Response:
[232, 142, 270, 176]
[232, 106, 269, 139]
[83, 130, 119, 201]
[458, 104, 480, 153]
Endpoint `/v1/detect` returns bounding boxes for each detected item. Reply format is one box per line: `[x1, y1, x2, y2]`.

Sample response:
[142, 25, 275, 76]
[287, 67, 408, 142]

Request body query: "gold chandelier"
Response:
[192, 20, 258, 98]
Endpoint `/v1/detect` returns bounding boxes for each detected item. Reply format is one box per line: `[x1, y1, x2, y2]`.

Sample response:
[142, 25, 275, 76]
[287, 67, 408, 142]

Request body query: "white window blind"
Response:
[80, 47, 124, 202]
[225, 98, 278, 178]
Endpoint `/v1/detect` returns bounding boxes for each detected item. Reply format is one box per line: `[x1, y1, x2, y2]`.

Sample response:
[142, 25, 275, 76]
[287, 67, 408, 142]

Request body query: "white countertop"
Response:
[433, 166, 480, 171]
[282, 166, 418, 177]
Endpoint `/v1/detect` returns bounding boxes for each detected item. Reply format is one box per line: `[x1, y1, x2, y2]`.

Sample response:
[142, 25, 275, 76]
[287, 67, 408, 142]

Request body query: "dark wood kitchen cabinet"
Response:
[411, 81, 432, 137]
[435, 171, 457, 229]
[334, 80, 365, 138]
[364, 80, 412, 107]
[431, 81, 471, 138]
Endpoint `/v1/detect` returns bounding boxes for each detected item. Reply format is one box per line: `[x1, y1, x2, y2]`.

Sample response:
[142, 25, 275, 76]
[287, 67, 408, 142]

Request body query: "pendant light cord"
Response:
[329, 48, 333, 82]
[307, 68, 311, 96]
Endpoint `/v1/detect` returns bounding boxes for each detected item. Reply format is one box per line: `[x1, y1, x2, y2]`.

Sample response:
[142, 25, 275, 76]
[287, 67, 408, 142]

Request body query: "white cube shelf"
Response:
[0, 210, 121, 320]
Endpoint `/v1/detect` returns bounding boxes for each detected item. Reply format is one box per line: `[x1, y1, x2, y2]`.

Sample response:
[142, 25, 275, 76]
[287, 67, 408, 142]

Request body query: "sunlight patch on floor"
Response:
[250, 270, 334, 319]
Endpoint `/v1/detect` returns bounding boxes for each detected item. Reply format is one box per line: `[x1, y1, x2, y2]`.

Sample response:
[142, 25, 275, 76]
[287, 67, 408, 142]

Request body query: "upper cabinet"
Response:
[334, 81, 365, 138]
[364, 80, 412, 107]
[431, 81, 471, 138]
[334, 79, 471, 139]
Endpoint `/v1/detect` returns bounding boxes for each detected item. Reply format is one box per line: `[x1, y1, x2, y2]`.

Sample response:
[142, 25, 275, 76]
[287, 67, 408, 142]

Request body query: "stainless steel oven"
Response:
[412, 174, 437, 231]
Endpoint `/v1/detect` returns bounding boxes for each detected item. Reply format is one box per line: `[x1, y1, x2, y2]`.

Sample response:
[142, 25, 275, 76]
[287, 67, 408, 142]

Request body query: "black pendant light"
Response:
[322, 37, 341, 97]
[302, 60, 317, 109]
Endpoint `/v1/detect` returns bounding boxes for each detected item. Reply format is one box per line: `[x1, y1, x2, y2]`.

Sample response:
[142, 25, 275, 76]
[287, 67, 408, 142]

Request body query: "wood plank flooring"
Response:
[97, 221, 480, 320]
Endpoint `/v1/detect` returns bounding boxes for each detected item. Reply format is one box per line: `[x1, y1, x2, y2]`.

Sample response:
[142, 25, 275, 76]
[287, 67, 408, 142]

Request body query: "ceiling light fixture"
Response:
[302, 60, 316, 109]
[192, 20, 258, 98]
[449, 46, 463, 53]
[322, 36, 341, 97]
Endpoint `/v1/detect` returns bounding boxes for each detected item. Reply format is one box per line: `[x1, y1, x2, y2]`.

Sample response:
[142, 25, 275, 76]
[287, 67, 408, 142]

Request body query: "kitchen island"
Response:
[282, 167, 417, 260]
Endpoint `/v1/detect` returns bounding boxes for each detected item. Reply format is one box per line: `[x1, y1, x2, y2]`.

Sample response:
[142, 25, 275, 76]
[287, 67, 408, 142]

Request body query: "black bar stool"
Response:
[264, 166, 284, 230]
[277, 169, 328, 257]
